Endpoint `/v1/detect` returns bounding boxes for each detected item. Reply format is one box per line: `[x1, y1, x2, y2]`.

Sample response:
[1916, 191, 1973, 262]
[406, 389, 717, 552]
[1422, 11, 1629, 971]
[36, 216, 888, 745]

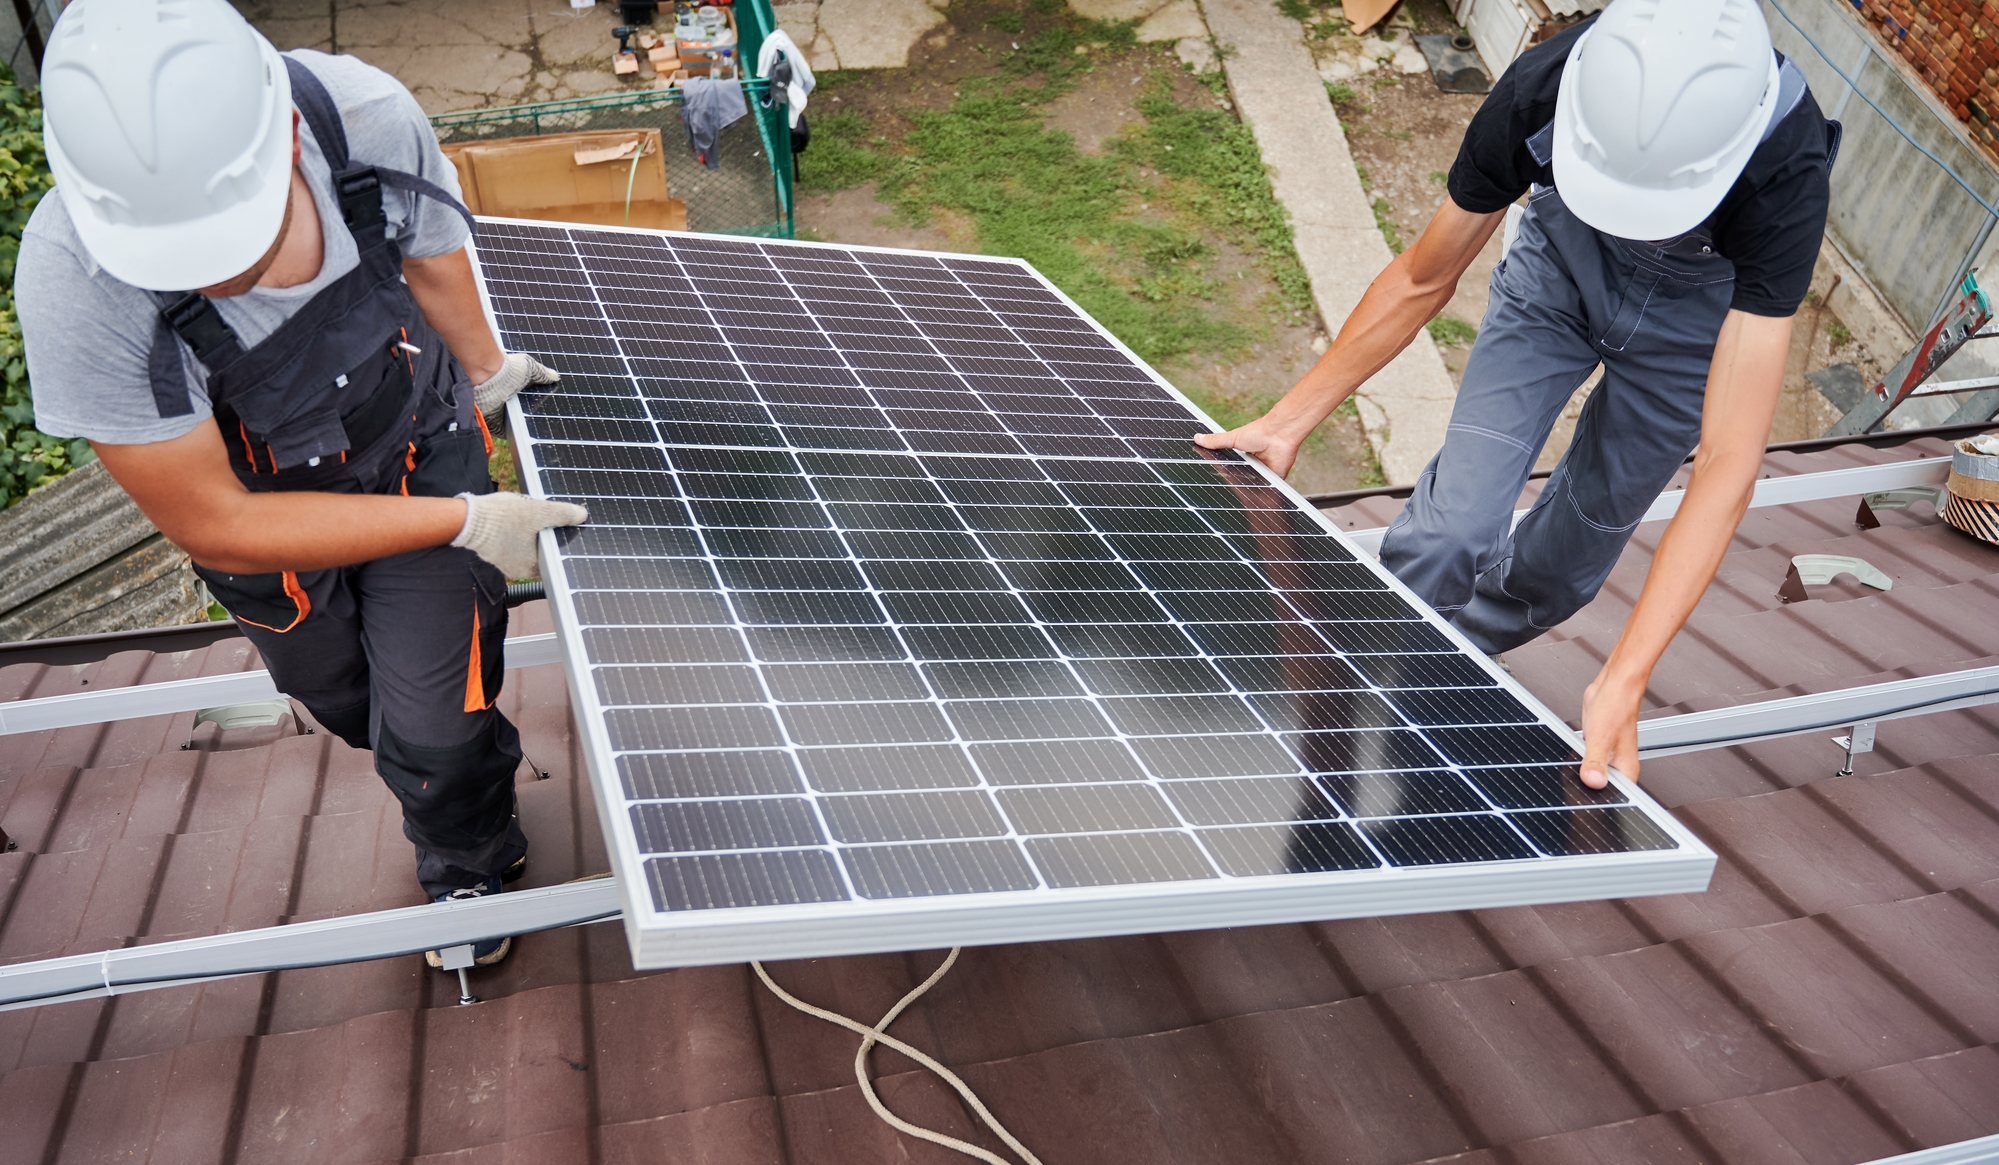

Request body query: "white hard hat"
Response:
[1552, 0, 1782, 241]
[41, 0, 294, 291]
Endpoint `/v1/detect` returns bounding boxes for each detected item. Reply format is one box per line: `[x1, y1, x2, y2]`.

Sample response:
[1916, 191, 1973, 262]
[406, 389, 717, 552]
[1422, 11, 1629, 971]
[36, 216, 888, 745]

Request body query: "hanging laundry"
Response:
[679, 75, 747, 170]
[756, 28, 816, 128]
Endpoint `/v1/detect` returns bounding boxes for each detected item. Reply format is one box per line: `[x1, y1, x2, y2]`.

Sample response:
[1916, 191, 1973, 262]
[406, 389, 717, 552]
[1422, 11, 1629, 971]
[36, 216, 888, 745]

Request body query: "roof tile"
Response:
[3, 437, 1997, 1161]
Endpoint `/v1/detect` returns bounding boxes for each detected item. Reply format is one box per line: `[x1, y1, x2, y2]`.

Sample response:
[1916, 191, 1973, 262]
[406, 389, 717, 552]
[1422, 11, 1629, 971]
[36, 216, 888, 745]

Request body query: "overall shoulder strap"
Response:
[281, 53, 475, 235]
[1760, 53, 1809, 144]
[283, 55, 350, 172]
[371, 167, 477, 235]
[1525, 120, 1554, 168]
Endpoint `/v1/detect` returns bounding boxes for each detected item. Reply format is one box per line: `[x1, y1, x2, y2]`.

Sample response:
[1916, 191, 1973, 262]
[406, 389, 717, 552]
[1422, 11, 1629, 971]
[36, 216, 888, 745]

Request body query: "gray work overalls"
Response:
[1381, 57, 1823, 655]
[147, 58, 526, 897]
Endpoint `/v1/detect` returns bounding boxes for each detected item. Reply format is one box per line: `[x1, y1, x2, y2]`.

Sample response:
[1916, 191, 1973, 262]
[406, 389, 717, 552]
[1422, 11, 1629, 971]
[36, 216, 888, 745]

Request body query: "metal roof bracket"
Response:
[1833, 720, 1877, 776]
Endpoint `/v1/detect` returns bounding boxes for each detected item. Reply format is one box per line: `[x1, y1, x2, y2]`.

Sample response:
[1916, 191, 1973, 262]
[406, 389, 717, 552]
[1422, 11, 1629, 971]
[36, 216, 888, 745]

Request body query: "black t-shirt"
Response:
[1446, 18, 1834, 317]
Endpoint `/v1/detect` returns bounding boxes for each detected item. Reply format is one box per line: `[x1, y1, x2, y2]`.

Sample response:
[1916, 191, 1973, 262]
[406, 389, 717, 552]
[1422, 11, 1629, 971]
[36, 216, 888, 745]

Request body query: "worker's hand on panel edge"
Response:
[1578, 669, 1646, 790]
[1192, 415, 1307, 479]
[473, 352, 561, 421]
[452, 492, 589, 580]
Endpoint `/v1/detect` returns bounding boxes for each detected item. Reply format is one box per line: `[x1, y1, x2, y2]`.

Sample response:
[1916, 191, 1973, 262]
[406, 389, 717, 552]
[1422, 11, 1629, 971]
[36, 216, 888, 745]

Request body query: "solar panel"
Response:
[472, 220, 1715, 968]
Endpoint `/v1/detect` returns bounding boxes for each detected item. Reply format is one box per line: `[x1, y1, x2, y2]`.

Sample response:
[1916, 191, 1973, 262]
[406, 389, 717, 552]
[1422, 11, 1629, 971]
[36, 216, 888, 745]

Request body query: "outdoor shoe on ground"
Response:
[423, 875, 512, 969]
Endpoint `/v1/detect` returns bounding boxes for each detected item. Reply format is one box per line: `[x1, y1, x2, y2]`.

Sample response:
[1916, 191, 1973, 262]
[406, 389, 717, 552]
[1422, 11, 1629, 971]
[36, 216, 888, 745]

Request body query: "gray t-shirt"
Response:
[17, 50, 471, 446]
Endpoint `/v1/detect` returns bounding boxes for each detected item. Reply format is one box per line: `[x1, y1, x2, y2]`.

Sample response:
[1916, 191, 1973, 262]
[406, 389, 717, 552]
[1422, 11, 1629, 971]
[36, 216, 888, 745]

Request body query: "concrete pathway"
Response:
[770, 0, 948, 71]
[1197, 0, 1457, 486]
[239, 0, 642, 113]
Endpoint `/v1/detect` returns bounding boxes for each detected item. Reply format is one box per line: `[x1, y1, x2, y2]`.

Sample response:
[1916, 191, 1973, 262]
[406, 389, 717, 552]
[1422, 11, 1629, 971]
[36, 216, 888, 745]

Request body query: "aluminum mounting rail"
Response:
[0, 876, 622, 1013]
[1858, 1132, 1999, 1165]
[1634, 664, 1999, 758]
[0, 632, 565, 737]
[1340, 456, 1951, 556]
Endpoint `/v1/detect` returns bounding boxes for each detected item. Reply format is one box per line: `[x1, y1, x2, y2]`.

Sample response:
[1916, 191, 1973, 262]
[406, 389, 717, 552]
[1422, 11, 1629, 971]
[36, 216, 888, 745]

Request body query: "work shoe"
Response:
[424, 875, 513, 969]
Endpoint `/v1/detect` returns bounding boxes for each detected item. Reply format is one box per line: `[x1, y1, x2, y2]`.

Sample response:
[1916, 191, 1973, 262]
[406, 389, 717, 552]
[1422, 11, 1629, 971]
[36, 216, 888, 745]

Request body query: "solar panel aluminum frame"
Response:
[473, 219, 1716, 970]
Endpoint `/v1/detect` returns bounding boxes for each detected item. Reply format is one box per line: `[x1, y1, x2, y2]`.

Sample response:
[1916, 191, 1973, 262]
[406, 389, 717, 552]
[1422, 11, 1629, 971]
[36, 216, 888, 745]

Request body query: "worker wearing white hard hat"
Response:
[1197, 0, 1838, 791]
[18, 0, 588, 969]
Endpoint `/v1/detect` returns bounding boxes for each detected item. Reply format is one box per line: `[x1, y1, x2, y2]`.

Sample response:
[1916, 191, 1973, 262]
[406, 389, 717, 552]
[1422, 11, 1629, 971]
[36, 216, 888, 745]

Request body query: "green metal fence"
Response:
[427, 0, 794, 238]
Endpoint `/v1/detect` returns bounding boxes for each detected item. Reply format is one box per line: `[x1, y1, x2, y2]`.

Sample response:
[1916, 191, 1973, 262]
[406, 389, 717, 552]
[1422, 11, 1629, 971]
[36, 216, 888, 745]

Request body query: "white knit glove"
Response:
[452, 492, 588, 579]
[472, 352, 560, 421]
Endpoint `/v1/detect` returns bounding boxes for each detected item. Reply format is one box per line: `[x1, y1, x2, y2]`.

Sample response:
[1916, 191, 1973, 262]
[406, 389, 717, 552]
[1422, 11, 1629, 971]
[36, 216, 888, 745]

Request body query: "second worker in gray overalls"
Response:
[1199, 0, 1839, 789]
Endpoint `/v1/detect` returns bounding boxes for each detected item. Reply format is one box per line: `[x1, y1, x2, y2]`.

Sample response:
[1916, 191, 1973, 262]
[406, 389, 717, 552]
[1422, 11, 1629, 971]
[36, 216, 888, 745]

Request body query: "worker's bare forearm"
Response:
[93, 423, 469, 575]
[404, 247, 503, 385]
[1262, 260, 1458, 438]
[182, 491, 468, 574]
[1596, 311, 1793, 696]
[1597, 460, 1756, 693]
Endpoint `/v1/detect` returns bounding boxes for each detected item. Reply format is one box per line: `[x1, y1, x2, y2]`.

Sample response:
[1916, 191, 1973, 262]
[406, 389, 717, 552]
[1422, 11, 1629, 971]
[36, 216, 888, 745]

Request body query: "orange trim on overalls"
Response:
[473, 404, 495, 458]
[399, 327, 416, 378]
[237, 421, 259, 473]
[232, 571, 312, 633]
[398, 441, 417, 495]
[463, 605, 488, 712]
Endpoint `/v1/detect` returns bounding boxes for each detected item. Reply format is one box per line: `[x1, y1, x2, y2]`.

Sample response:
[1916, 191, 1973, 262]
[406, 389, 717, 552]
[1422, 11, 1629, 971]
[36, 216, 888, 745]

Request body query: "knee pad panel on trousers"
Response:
[305, 695, 372, 751]
[374, 714, 522, 854]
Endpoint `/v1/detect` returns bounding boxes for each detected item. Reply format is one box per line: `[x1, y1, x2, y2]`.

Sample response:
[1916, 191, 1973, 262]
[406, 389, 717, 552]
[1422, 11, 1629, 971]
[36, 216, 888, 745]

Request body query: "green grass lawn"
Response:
[794, 11, 1314, 415]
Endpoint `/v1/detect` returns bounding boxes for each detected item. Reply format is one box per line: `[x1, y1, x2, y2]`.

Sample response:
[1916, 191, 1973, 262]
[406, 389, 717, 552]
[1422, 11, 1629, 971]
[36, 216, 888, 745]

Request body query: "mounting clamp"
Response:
[1833, 720, 1877, 777]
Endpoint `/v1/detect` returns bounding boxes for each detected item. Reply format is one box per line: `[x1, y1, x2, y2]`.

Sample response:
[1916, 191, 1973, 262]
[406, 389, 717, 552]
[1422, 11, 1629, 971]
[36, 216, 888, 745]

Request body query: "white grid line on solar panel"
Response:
[763, 259, 1207, 441]
[487, 333, 1199, 427]
[549, 472, 1349, 549]
[558, 516, 1580, 846]
[568, 240, 1116, 879]
[481, 237, 1207, 459]
[614, 236, 1077, 454]
[539, 451, 1503, 723]
[471, 227, 1655, 899]
[563, 507, 1487, 867]
[600, 747, 1622, 821]
[495, 265, 1671, 911]
[551, 443, 1575, 855]
[499, 233, 894, 902]
[603, 749, 1609, 839]
[551, 603, 1607, 867]
[741, 251, 1076, 433]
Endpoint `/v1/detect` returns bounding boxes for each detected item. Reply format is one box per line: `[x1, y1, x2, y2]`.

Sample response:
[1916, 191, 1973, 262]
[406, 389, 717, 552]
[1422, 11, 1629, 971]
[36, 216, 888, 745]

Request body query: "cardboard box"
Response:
[441, 129, 688, 232]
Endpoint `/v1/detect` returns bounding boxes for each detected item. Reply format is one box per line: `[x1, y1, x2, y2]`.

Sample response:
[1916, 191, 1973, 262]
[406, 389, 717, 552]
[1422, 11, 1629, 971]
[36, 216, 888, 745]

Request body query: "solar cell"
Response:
[475, 221, 1714, 967]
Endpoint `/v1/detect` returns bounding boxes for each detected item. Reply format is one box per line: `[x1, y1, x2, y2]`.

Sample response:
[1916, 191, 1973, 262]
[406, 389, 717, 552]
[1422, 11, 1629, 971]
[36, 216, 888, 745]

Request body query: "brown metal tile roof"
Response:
[3, 436, 1998, 1163]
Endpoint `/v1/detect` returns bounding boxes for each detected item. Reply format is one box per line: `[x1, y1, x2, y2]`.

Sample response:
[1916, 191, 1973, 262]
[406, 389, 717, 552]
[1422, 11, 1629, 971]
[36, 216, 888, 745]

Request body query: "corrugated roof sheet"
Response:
[2, 436, 1997, 1164]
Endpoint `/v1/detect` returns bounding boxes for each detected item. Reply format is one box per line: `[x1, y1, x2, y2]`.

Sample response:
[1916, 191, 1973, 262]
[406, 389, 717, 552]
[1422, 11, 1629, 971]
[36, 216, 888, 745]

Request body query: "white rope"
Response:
[751, 949, 1043, 1165]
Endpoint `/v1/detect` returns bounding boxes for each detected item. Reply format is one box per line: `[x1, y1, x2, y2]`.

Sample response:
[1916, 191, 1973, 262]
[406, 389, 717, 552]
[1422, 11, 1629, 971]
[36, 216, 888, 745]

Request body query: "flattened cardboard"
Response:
[443, 129, 689, 232]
